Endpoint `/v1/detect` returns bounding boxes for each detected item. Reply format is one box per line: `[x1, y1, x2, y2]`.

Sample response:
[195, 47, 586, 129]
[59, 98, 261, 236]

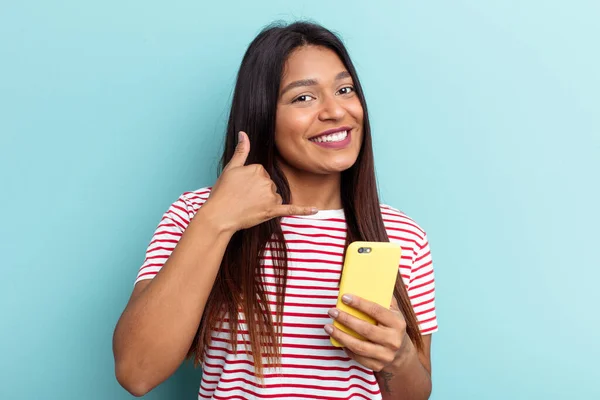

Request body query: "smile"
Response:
[309, 127, 352, 149]
[310, 130, 348, 143]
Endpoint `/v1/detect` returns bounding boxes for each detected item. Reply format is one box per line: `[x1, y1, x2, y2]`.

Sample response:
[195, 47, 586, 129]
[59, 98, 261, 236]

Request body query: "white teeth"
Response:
[311, 130, 348, 143]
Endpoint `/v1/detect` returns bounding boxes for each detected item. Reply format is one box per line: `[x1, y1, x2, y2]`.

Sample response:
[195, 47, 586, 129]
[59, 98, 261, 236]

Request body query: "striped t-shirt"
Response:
[136, 187, 438, 399]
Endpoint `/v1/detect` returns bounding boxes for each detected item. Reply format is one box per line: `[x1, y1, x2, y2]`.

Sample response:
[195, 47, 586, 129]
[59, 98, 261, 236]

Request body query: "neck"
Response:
[278, 163, 343, 211]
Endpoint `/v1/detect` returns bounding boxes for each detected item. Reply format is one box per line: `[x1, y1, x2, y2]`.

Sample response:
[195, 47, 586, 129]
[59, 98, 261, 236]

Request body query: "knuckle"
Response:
[398, 319, 407, 331]
[383, 352, 395, 365]
[338, 311, 349, 324]
[369, 304, 381, 318]
[390, 336, 402, 350]
[262, 208, 274, 220]
[395, 315, 406, 330]
[362, 322, 376, 338]
[355, 342, 367, 356]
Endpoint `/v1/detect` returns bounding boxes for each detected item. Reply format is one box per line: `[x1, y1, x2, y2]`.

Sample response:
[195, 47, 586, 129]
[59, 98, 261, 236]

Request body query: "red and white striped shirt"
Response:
[136, 187, 438, 399]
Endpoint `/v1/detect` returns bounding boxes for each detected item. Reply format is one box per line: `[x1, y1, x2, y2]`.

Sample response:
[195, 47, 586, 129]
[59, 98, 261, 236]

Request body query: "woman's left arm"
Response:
[374, 334, 432, 399]
[325, 295, 433, 400]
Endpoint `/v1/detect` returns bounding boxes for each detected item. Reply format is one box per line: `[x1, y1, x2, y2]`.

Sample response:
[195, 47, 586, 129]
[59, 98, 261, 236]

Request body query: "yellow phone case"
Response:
[331, 241, 401, 347]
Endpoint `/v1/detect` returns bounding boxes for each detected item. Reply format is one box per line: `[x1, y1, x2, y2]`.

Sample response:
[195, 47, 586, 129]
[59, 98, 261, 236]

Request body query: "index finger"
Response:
[341, 294, 399, 327]
[268, 204, 319, 218]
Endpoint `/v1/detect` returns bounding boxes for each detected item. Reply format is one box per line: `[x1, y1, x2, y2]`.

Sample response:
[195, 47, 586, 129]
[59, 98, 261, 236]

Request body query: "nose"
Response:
[317, 94, 345, 122]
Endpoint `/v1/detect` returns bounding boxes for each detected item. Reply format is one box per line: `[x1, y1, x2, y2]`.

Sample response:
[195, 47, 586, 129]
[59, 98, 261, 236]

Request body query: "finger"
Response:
[344, 348, 386, 372]
[328, 308, 400, 350]
[262, 166, 270, 179]
[268, 204, 319, 218]
[223, 131, 250, 171]
[274, 193, 283, 205]
[341, 294, 404, 328]
[324, 324, 392, 364]
[343, 347, 356, 361]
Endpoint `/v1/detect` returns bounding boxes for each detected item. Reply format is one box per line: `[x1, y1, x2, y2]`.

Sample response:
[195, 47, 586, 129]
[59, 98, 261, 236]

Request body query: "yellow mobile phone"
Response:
[331, 241, 401, 347]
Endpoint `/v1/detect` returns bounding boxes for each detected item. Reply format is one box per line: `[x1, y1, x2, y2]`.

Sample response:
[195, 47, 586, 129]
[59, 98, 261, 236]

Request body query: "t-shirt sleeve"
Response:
[135, 194, 195, 285]
[408, 234, 439, 334]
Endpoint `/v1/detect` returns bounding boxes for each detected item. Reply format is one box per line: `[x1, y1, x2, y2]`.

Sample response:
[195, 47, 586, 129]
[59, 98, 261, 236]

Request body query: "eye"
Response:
[292, 94, 315, 103]
[337, 86, 355, 95]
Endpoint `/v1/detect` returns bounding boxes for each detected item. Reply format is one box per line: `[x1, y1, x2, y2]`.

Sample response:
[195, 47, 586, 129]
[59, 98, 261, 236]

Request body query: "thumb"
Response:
[224, 131, 250, 171]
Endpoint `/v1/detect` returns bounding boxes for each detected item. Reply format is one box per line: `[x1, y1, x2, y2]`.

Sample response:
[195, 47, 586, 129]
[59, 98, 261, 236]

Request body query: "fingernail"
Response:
[324, 324, 333, 334]
[328, 308, 339, 318]
[310, 207, 319, 214]
[342, 294, 352, 304]
[237, 131, 242, 144]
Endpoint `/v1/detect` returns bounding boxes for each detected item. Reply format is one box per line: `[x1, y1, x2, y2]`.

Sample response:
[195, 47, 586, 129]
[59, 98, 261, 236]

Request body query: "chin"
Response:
[321, 158, 357, 173]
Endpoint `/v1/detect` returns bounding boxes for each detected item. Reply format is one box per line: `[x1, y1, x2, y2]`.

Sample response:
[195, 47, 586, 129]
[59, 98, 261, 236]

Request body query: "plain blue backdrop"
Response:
[1, 1, 599, 399]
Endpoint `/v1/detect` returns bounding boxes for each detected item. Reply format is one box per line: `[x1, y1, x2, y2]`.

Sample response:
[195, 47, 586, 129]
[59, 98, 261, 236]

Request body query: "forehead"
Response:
[281, 45, 348, 83]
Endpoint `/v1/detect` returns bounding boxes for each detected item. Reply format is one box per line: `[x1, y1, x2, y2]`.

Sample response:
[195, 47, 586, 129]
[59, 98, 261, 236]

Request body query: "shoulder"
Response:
[379, 204, 428, 255]
[164, 187, 213, 223]
[180, 187, 213, 209]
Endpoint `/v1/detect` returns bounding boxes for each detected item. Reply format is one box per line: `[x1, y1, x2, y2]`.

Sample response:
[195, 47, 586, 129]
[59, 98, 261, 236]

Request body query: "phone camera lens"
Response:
[358, 248, 364, 253]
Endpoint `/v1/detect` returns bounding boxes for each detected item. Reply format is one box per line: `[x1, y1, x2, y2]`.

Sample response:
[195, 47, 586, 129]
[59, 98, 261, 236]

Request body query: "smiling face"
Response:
[275, 45, 364, 176]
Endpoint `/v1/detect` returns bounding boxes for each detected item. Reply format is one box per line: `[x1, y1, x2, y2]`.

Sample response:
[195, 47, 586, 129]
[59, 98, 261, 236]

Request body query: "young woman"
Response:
[113, 21, 438, 399]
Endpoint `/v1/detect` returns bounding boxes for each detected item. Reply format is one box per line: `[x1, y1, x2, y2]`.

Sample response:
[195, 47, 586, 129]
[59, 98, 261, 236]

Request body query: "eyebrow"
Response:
[280, 71, 352, 96]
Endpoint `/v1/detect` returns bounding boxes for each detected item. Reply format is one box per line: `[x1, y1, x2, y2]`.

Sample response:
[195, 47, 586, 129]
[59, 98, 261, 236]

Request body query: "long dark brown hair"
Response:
[188, 21, 423, 375]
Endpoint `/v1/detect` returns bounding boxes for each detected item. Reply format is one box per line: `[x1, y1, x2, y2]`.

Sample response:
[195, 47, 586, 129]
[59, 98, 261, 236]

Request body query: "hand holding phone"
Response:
[330, 241, 401, 347]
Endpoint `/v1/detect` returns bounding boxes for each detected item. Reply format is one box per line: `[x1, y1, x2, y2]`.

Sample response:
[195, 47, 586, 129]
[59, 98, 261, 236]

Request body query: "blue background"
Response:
[1, 1, 599, 399]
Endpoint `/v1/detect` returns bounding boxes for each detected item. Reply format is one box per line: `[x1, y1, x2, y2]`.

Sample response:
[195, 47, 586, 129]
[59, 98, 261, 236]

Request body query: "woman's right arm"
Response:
[112, 131, 317, 397]
[112, 203, 234, 397]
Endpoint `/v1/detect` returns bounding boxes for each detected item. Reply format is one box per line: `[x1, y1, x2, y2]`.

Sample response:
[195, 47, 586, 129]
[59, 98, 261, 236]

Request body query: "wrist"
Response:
[193, 201, 237, 237]
[383, 335, 417, 374]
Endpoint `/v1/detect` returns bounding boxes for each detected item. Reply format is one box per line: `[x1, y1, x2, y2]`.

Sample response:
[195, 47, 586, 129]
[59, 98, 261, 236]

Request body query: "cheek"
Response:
[274, 114, 296, 161]
[349, 101, 364, 149]
[275, 108, 313, 145]
[348, 99, 364, 125]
